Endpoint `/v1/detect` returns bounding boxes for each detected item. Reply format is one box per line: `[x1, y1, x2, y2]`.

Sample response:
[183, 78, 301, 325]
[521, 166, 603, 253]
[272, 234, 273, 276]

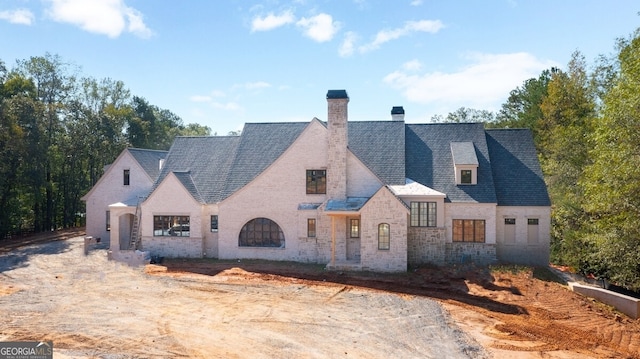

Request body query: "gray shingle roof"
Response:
[154, 122, 308, 203]
[450, 142, 479, 165]
[348, 121, 406, 185]
[127, 148, 168, 180]
[486, 129, 551, 206]
[406, 123, 497, 203]
[151, 119, 547, 207]
[154, 136, 240, 203]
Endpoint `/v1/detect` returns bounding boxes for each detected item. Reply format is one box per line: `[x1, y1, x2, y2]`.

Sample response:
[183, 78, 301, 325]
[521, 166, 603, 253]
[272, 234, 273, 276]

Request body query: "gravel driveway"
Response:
[0, 236, 486, 358]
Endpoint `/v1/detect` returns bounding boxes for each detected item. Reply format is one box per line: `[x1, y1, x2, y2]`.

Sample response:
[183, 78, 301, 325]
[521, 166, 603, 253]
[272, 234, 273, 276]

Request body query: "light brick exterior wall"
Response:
[442, 202, 498, 264]
[218, 121, 330, 262]
[495, 206, 551, 266]
[83, 150, 155, 244]
[359, 188, 408, 272]
[139, 173, 203, 258]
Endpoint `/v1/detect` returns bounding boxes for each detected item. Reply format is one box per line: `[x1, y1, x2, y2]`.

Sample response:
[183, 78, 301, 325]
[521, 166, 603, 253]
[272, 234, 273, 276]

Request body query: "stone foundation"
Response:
[407, 227, 446, 266]
[445, 242, 497, 265]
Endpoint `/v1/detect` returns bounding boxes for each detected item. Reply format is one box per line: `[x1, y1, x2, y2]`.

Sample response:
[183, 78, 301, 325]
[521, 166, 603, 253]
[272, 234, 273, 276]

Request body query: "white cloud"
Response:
[251, 10, 295, 32]
[360, 19, 443, 53]
[0, 8, 34, 25]
[45, 0, 152, 38]
[410, 0, 423, 6]
[402, 59, 423, 71]
[296, 13, 339, 42]
[384, 52, 557, 110]
[339, 31, 358, 57]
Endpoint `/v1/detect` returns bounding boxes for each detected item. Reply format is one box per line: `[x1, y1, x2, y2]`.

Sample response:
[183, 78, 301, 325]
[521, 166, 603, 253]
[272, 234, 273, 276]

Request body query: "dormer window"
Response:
[451, 142, 478, 185]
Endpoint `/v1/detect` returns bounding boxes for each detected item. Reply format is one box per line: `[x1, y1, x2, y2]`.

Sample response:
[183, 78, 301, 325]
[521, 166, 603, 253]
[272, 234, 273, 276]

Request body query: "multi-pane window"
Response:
[123, 169, 130, 185]
[306, 170, 326, 194]
[378, 223, 390, 250]
[211, 215, 218, 232]
[106, 211, 111, 231]
[461, 170, 472, 184]
[452, 219, 485, 242]
[410, 202, 437, 227]
[153, 216, 190, 237]
[350, 219, 360, 238]
[239, 218, 285, 247]
[307, 218, 316, 238]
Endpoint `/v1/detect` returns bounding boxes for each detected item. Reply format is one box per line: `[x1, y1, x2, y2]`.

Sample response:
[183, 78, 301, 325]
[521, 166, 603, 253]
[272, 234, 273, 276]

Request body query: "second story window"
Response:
[410, 202, 437, 227]
[123, 169, 130, 186]
[306, 170, 326, 194]
[461, 170, 472, 184]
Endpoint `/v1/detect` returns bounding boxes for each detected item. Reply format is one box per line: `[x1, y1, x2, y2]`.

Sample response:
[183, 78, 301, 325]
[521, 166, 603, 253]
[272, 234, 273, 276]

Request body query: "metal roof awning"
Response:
[324, 197, 370, 214]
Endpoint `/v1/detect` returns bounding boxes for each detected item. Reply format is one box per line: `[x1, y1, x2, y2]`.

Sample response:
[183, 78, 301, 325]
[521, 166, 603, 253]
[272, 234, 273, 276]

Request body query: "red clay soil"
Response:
[155, 258, 640, 358]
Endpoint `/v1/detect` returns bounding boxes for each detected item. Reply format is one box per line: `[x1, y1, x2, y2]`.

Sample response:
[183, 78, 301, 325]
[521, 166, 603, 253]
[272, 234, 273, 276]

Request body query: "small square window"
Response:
[528, 218, 539, 225]
[505, 218, 516, 225]
[461, 170, 472, 184]
[306, 170, 326, 194]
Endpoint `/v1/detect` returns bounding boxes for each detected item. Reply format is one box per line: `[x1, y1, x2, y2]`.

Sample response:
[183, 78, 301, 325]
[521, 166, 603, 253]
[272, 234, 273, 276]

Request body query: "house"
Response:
[83, 90, 551, 271]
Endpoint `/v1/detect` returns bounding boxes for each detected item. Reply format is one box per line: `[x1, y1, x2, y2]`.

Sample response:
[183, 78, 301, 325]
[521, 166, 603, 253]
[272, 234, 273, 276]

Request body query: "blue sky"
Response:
[1, 1, 638, 134]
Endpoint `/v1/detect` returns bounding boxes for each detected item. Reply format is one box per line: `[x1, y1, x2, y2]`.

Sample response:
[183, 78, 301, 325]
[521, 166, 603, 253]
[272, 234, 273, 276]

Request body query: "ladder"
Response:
[129, 199, 142, 250]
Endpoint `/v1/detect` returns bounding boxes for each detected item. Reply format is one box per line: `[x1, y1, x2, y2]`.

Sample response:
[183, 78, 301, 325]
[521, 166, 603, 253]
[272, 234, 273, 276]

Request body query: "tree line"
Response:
[2, 27, 640, 291]
[0, 53, 211, 239]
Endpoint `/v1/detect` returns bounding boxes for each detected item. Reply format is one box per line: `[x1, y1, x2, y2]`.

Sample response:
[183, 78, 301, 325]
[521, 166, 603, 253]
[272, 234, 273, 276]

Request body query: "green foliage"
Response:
[0, 54, 209, 239]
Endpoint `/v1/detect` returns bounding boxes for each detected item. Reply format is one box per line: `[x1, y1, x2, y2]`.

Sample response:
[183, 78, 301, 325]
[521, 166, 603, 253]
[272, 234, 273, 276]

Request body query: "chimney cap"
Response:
[326, 89, 349, 99]
[391, 106, 405, 115]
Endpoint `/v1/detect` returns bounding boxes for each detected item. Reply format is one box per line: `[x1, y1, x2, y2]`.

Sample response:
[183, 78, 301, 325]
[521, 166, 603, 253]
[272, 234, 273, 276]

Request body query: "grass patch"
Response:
[490, 264, 532, 275]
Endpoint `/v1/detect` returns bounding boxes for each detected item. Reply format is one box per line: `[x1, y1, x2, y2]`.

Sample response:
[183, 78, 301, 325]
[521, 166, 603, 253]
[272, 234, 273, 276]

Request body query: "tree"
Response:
[581, 29, 640, 290]
[495, 69, 554, 147]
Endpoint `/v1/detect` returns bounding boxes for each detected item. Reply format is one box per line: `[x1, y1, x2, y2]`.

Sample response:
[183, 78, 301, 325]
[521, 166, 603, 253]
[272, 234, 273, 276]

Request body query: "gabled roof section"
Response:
[153, 136, 240, 203]
[450, 142, 478, 165]
[348, 121, 405, 185]
[173, 171, 205, 203]
[222, 122, 308, 198]
[127, 148, 168, 181]
[153, 122, 308, 204]
[486, 129, 551, 206]
[406, 123, 497, 203]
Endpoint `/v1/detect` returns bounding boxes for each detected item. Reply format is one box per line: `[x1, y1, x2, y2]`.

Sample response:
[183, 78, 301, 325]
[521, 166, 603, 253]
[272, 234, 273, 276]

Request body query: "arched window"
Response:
[239, 218, 285, 248]
[378, 223, 390, 250]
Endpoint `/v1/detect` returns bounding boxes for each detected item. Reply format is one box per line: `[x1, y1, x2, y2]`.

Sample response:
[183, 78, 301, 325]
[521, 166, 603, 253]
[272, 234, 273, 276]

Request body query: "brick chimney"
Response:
[391, 106, 405, 121]
[326, 90, 349, 200]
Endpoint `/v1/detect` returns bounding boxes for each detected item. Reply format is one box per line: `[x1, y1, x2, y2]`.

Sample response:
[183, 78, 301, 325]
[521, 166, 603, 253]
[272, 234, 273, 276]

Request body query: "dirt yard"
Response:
[1, 230, 639, 358]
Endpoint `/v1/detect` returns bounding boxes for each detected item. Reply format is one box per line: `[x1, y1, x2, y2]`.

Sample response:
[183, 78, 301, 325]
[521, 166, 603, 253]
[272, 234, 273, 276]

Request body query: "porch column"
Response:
[331, 216, 336, 266]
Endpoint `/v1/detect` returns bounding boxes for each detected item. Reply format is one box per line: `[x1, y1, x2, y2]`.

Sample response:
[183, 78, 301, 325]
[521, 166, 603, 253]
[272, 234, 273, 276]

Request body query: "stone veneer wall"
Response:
[445, 242, 497, 265]
[407, 227, 446, 266]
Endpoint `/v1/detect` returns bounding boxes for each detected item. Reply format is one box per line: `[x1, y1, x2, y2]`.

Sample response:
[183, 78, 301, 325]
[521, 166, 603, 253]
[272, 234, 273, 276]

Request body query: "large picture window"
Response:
[410, 202, 437, 227]
[378, 223, 390, 250]
[306, 170, 326, 194]
[154, 215, 190, 237]
[239, 218, 285, 247]
[452, 219, 485, 243]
